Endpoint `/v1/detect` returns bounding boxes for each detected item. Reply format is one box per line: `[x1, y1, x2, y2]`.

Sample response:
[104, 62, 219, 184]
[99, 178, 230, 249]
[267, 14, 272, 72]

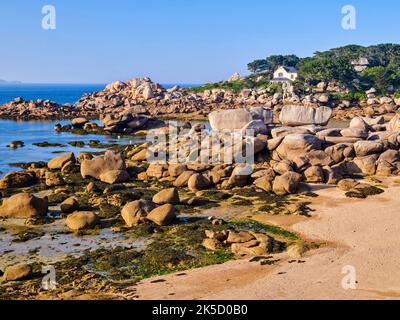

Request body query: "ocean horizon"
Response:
[0, 83, 201, 105]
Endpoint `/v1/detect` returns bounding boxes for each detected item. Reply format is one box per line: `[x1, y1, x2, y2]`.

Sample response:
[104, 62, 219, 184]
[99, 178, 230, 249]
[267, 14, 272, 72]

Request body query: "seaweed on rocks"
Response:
[33, 142, 66, 147]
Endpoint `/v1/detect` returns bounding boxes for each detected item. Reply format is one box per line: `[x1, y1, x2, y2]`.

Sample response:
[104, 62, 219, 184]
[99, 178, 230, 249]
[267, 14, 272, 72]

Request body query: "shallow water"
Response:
[0, 119, 145, 177]
[0, 219, 150, 268]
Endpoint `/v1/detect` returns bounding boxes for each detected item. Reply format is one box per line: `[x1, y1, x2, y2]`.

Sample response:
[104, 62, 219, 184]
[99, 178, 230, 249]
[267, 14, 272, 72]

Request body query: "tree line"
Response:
[247, 44, 400, 94]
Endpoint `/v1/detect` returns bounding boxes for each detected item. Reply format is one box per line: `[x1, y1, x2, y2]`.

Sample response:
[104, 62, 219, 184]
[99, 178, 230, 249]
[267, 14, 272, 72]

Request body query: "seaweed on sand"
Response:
[345, 185, 384, 199]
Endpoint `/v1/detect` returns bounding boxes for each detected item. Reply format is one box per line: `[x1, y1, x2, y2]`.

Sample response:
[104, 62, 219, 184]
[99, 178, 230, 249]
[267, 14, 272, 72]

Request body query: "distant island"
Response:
[0, 79, 22, 84]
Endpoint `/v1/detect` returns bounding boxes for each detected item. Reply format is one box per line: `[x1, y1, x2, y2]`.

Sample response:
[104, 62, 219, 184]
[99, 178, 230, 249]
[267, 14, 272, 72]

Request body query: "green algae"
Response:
[345, 185, 384, 199]
[228, 218, 300, 241]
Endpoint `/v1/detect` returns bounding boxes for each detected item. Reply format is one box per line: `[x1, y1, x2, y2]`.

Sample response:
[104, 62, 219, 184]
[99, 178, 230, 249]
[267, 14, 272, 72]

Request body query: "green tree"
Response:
[361, 66, 395, 93]
[297, 55, 356, 85]
[247, 59, 269, 74]
[247, 55, 300, 75]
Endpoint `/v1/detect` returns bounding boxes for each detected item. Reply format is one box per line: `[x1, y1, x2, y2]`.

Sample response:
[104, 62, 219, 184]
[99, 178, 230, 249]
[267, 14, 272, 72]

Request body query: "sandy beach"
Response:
[134, 177, 400, 300]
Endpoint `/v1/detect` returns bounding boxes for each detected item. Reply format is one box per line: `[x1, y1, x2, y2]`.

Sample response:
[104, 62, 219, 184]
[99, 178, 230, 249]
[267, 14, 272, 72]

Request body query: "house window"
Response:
[279, 73, 283, 78]
[291, 74, 294, 79]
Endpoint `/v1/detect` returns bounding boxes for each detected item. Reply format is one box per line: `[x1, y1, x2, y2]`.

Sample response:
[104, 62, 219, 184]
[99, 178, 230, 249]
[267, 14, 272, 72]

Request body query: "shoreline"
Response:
[1, 77, 399, 122]
[133, 177, 400, 300]
[1, 96, 400, 299]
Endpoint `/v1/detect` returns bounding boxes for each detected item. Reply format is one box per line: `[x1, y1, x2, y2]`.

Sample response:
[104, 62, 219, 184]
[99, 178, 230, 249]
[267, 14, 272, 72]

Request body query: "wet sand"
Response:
[134, 178, 400, 300]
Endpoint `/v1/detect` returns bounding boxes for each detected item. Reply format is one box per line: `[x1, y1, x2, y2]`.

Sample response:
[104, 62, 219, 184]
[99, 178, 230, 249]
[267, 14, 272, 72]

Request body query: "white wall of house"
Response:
[273, 66, 298, 81]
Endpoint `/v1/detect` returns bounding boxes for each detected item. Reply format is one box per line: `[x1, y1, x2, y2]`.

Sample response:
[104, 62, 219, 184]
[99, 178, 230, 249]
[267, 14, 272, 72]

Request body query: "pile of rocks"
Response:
[73, 78, 400, 121]
[3, 104, 400, 200]
[74, 77, 205, 118]
[2, 77, 400, 122]
[126, 105, 400, 196]
[57, 110, 167, 134]
[2, 104, 400, 232]
[121, 190, 178, 227]
[332, 88, 400, 120]
[0, 97, 88, 120]
[71, 77, 310, 119]
[202, 220, 284, 256]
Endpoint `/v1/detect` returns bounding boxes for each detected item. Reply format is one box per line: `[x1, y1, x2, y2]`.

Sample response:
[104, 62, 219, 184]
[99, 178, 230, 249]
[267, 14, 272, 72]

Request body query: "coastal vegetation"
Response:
[188, 76, 275, 94]
[248, 44, 400, 94]
[191, 44, 400, 96]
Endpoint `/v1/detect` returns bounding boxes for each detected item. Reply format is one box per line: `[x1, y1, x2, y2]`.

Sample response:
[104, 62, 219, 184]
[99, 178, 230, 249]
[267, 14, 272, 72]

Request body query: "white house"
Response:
[271, 66, 298, 82]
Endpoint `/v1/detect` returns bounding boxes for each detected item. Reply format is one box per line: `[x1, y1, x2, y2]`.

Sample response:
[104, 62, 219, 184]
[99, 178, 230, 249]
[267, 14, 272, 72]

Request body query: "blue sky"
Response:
[0, 0, 399, 84]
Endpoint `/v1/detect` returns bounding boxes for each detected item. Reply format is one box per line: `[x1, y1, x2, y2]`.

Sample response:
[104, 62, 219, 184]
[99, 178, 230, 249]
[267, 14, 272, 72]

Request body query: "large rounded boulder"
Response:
[152, 188, 180, 205]
[121, 200, 155, 227]
[3, 263, 32, 282]
[146, 204, 177, 226]
[279, 105, 332, 127]
[209, 109, 253, 131]
[275, 134, 322, 161]
[80, 151, 129, 184]
[48, 152, 75, 170]
[0, 193, 48, 219]
[272, 172, 302, 195]
[65, 211, 99, 231]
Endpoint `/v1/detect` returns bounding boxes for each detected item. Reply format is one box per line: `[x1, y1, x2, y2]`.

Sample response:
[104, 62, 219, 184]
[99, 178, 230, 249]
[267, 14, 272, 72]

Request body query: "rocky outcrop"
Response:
[0, 98, 82, 120]
[101, 112, 150, 133]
